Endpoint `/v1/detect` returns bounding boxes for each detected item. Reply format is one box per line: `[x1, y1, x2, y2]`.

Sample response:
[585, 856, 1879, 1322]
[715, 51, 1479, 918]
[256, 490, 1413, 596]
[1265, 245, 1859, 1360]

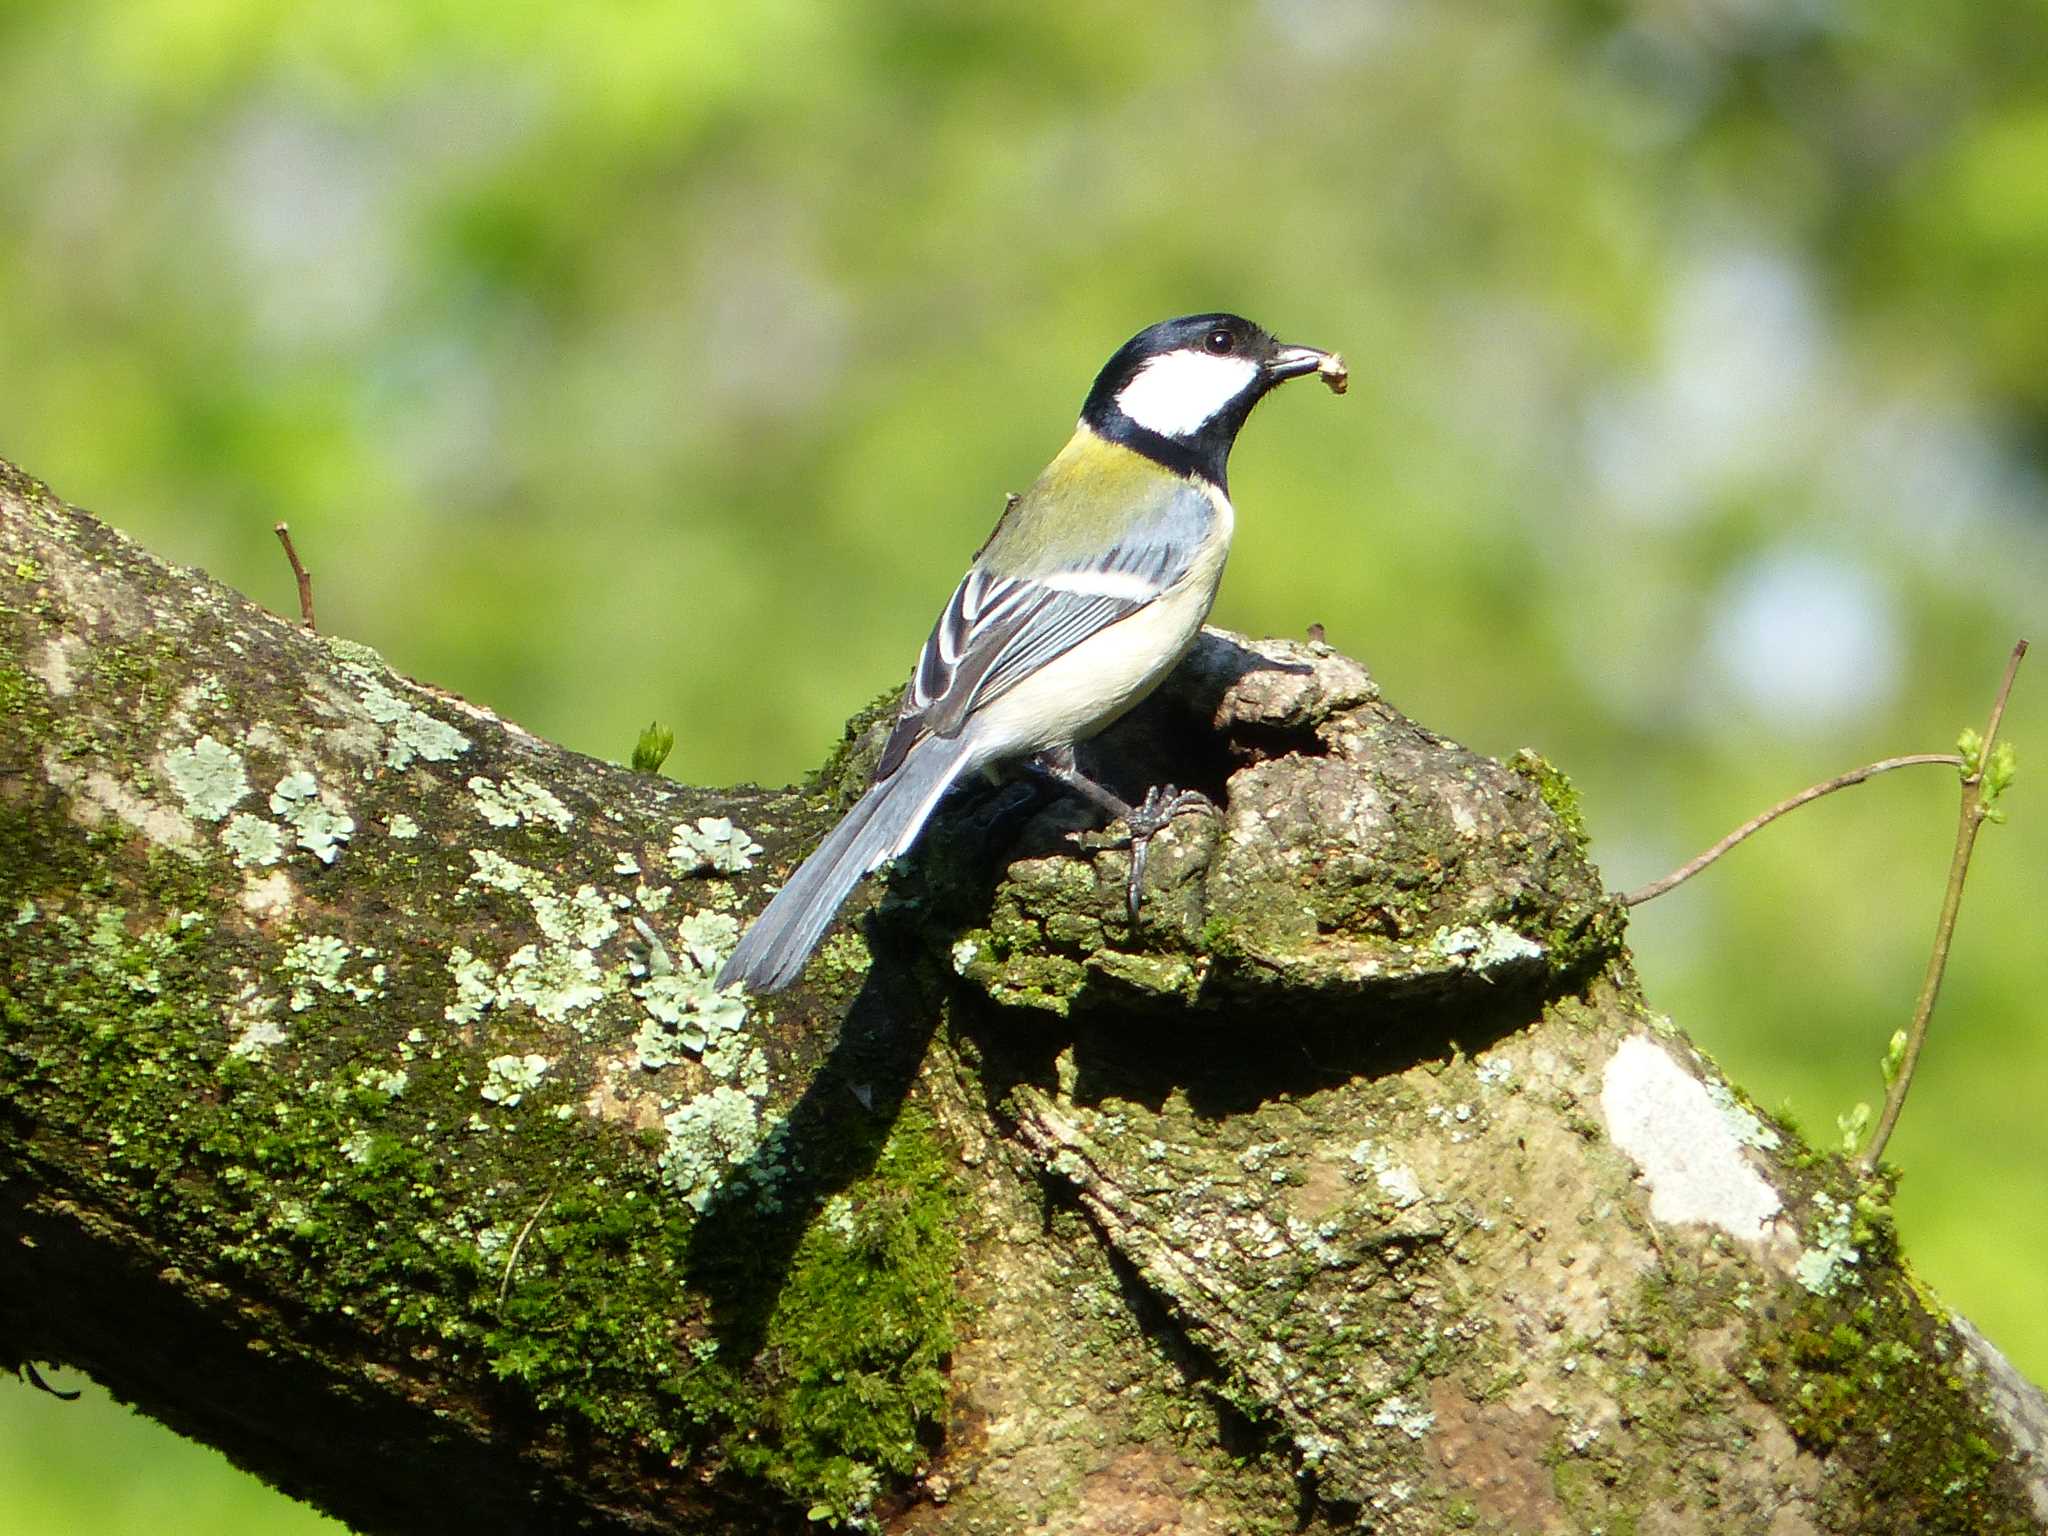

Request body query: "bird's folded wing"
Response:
[874, 540, 1192, 780]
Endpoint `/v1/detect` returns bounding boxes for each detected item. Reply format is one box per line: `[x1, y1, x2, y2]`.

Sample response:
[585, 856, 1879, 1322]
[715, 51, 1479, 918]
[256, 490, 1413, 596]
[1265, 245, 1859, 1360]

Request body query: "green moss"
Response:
[807, 686, 903, 806]
[953, 938, 1087, 1015]
[1747, 1254, 2036, 1534]
[1, 784, 960, 1526]
[1085, 947, 1200, 997]
[1508, 748, 1589, 851]
[1544, 1450, 1643, 1536]
[0, 661, 39, 720]
[721, 1106, 958, 1526]
[479, 1173, 714, 1434]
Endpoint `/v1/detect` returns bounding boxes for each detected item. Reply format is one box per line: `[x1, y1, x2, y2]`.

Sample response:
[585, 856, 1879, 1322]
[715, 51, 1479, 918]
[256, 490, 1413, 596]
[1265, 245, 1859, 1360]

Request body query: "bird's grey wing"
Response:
[873, 492, 1209, 780]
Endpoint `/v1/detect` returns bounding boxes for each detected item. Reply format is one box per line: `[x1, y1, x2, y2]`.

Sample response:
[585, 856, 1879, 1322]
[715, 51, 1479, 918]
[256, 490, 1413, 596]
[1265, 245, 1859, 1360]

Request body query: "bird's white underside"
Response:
[965, 482, 1235, 762]
[1114, 350, 1260, 439]
[966, 568, 1216, 759]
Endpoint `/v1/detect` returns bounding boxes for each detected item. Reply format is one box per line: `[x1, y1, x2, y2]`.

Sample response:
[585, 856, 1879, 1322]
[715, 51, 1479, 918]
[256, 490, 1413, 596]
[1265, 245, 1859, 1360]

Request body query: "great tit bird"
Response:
[718, 313, 1347, 993]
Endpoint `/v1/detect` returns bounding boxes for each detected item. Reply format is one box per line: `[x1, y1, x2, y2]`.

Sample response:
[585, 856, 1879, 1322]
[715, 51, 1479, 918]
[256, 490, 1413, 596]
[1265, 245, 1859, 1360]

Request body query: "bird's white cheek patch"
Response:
[1115, 351, 1260, 438]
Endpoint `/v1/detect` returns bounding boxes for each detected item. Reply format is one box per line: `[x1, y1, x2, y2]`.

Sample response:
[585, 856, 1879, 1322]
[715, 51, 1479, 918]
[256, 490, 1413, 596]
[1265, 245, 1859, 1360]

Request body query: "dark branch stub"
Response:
[273, 520, 317, 631]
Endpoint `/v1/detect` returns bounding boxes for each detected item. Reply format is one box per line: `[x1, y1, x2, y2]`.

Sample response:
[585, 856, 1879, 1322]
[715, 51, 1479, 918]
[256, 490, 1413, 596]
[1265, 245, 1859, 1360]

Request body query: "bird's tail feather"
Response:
[717, 736, 972, 994]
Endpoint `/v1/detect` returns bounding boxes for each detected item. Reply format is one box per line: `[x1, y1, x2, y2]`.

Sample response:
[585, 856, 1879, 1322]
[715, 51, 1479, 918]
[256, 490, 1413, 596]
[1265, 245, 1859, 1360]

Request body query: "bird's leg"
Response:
[1031, 744, 1138, 822]
[1029, 748, 1220, 924]
[1119, 784, 1222, 924]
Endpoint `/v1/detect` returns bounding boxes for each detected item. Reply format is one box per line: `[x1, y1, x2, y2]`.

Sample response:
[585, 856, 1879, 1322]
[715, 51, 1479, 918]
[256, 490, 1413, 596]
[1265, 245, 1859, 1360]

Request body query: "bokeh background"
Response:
[3, 0, 2044, 1528]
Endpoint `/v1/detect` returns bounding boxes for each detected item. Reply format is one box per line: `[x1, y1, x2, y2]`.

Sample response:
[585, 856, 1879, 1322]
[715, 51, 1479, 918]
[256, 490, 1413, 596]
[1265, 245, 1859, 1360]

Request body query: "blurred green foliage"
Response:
[3, 0, 2044, 1528]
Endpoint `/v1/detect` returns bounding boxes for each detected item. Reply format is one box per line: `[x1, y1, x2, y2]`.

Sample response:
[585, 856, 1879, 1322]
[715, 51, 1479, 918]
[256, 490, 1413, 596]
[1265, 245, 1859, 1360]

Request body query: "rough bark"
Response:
[2, 454, 2044, 1535]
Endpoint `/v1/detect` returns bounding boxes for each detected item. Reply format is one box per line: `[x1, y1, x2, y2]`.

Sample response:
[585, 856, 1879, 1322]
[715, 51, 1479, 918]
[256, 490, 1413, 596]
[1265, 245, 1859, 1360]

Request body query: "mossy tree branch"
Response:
[3, 457, 2045, 1535]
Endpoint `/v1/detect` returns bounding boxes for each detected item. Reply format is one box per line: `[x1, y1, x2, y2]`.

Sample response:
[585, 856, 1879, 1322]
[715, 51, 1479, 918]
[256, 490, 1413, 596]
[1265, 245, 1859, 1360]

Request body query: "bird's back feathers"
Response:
[876, 433, 1220, 780]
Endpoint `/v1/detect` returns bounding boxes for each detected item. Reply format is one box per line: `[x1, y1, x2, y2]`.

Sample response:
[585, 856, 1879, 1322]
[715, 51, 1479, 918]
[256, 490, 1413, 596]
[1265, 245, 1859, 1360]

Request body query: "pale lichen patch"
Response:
[450, 854, 624, 1028]
[1431, 923, 1544, 970]
[443, 940, 606, 1028]
[386, 704, 470, 769]
[280, 934, 384, 1011]
[325, 636, 473, 770]
[1371, 1394, 1437, 1440]
[635, 975, 748, 1069]
[659, 1086, 789, 1212]
[387, 813, 420, 840]
[466, 850, 617, 948]
[164, 735, 249, 822]
[668, 816, 762, 875]
[1705, 1078, 1783, 1152]
[223, 812, 284, 868]
[1793, 1191, 1861, 1296]
[444, 947, 498, 1025]
[224, 975, 288, 1062]
[281, 934, 349, 1010]
[270, 771, 355, 864]
[481, 1053, 552, 1107]
[674, 909, 740, 973]
[230, 1016, 289, 1061]
[166, 675, 228, 739]
[497, 943, 606, 1022]
[1600, 1035, 1782, 1241]
[1375, 1163, 1426, 1210]
[467, 775, 573, 832]
[1344, 1136, 1430, 1213]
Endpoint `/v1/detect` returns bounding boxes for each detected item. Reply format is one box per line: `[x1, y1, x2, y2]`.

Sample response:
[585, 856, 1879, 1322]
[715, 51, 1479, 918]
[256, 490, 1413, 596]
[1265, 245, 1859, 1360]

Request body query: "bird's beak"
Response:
[1267, 343, 1350, 395]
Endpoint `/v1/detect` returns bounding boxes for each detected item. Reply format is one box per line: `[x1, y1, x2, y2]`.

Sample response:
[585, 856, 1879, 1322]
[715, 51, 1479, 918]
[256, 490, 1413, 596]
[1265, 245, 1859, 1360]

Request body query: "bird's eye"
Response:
[1205, 328, 1234, 355]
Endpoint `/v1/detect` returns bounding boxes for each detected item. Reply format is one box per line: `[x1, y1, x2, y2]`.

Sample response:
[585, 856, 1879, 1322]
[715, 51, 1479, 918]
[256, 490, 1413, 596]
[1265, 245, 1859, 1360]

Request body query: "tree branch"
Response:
[4, 457, 2045, 1534]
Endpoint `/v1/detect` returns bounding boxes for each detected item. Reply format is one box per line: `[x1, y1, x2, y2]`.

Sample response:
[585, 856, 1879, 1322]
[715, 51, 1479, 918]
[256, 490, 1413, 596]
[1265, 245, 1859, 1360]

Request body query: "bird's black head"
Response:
[1079, 313, 1344, 487]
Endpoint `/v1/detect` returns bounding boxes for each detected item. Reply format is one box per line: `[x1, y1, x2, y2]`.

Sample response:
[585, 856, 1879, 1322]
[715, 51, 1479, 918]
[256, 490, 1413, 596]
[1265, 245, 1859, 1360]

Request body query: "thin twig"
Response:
[272, 521, 316, 631]
[1618, 754, 1965, 907]
[1862, 639, 2029, 1173]
[497, 1182, 559, 1306]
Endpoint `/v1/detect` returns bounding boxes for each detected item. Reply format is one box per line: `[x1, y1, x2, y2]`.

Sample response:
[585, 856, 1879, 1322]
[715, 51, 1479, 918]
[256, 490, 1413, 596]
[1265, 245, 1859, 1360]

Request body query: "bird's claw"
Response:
[1126, 784, 1219, 838]
[1120, 784, 1219, 926]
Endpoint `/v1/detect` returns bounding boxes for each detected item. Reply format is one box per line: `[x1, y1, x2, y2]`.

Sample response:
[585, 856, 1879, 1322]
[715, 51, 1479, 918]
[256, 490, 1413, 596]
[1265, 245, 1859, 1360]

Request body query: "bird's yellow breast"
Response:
[978, 425, 1224, 580]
